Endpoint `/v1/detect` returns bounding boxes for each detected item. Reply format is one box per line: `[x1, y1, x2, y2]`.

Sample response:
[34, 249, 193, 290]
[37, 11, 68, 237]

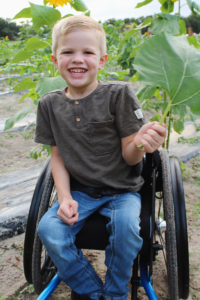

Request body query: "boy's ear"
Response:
[51, 54, 58, 69]
[98, 53, 108, 70]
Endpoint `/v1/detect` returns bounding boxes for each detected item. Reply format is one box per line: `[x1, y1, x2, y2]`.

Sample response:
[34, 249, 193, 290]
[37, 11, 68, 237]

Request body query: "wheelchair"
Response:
[23, 149, 189, 300]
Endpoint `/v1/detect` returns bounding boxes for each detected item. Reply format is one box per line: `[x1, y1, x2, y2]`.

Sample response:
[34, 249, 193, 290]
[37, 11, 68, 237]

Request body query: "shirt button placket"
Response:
[74, 101, 82, 128]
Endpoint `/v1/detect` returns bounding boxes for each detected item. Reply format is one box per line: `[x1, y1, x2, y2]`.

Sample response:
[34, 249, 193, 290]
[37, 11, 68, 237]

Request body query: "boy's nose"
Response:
[72, 53, 84, 63]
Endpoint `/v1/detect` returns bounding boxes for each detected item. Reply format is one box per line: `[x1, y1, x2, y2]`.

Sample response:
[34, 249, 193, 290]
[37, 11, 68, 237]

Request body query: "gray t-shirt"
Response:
[35, 81, 148, 192]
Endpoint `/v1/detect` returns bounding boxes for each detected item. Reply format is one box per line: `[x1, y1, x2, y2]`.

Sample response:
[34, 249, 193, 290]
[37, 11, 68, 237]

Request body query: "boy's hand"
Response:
[134, 122, 166, 153]
[57, 199, 79, 225]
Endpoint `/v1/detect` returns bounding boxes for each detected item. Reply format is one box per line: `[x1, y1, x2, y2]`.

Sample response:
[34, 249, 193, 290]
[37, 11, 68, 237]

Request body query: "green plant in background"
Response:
[133, 0, 200, 149]
[178, 136, 200, 145]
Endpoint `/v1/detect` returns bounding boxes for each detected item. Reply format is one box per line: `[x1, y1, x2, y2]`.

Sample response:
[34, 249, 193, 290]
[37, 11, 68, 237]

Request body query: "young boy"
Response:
[35, 15, 166, 300]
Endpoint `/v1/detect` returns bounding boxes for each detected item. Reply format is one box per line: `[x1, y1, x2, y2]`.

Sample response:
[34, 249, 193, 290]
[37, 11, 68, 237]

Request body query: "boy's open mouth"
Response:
[68, 68, 87, 74]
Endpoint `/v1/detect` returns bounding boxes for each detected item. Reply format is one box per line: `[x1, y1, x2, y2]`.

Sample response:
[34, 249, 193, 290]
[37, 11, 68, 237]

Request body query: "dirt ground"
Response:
[0, 83, 200, 300]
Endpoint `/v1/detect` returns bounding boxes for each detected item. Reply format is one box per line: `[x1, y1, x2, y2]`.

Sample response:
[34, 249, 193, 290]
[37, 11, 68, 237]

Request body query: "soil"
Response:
[0, 83, 200, 300]
[0, 89, 48, 174]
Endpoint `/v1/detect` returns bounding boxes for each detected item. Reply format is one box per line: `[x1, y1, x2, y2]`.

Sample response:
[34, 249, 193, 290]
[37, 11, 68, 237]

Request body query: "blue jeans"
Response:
[37, 191, 143, 300]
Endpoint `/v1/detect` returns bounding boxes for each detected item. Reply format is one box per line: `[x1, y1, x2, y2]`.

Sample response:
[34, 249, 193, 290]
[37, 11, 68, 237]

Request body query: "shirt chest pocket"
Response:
[87, 118, 121, 156]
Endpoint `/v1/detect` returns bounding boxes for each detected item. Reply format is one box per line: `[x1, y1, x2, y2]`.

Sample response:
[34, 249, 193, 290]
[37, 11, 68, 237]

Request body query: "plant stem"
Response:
[179, 0, 181, 16]
[159, 99, 172, 125]
[166, 112, 172, 151]
[168, 0, 171, 13]
[137, 98, 172, 150]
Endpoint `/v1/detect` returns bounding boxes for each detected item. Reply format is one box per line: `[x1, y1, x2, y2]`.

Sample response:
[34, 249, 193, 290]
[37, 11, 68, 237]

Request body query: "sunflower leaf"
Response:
[134, 32, 200, 116]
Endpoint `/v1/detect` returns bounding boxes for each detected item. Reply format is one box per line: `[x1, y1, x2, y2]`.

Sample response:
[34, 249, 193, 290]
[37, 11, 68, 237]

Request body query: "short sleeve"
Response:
[115, 84, 148, 138]
[34, 97, 56, 146]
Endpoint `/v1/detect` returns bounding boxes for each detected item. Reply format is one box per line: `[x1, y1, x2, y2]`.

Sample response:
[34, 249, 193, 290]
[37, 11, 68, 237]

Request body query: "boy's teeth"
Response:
[70, 69, 86, 73]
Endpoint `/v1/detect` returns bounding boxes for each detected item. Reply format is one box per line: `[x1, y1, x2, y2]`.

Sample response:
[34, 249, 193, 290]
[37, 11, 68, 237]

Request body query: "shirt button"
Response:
[75, 101, 79, 105]
[76, 117, 81, 122]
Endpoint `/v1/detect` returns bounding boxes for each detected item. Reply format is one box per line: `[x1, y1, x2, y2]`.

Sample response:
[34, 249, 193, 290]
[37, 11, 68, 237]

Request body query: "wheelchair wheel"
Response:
[32, 171, 58, 295]
[157, 149, 179, 300]
[24, 157, 51, 284]
[170, 157, 189, 299]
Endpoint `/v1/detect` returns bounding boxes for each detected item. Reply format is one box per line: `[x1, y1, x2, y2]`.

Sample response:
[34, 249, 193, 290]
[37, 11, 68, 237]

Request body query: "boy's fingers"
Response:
[71, 202, 78, 214]
[152, 125, 167, 137]
[58, 211, 79, 225]
[141, 139, 154, 153]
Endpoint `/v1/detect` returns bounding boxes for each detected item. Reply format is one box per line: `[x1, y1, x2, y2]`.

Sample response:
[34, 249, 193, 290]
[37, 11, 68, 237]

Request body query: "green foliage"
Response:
[179, 19, 187, 35]
[135, 0, 153, 8]
[4, 105, 33, 131]
[134, 33, 200, 116]
[25, 37, 50, 51]
[187, 36, 200, 48]
[151, 14, 180, 35]
[30, 144, 51, 159]
[30, 3, 61, 31]
[173, 119, 185, 134]
[159, 0, 174, 13]
[36, 76, 67, 96]
[0, 18, 21, 40]
[70, 0, 88, 12]
[13, 7, 32, 20]
[14, 78, 37, 92]
[178, 136, 200, 144]
[136, 84, 157, 102]
[11, 50, 34, 63]
[186, 0, 200, 16]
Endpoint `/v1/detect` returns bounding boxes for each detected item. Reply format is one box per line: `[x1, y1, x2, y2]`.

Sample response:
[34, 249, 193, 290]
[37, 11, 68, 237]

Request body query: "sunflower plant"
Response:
[131, 0, 200, 149]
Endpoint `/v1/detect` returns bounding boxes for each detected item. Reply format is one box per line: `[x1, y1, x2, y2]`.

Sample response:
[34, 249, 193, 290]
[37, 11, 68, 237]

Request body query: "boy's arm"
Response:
[121, 122, 166, 166]
[51, 146, 79, 225]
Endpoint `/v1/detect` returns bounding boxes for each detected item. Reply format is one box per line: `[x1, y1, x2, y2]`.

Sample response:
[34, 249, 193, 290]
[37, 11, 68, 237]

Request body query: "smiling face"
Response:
[51, 30, 107, 97]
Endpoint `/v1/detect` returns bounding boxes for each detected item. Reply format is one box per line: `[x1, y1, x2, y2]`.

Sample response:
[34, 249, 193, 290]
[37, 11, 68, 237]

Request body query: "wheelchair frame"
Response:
[23, 149, 189, 300]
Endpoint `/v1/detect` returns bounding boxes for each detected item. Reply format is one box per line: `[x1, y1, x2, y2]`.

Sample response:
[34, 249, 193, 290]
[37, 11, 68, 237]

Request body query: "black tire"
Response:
[157, 149, 179, 300]
[32, 171, 58, 295]
[170, 157, 189, 299]
[23, 157, 51, 284]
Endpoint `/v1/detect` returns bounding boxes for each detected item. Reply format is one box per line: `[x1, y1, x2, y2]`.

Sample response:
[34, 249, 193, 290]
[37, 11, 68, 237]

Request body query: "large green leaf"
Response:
[70, 0, 88, 12]
[136, 84, 156, 102]
[135, 0, 153, 8]
[14, 78, 37, 92]
[132, 18, 153, 31]
[160, 1, 174, 13]
[4, 105, 33, 131]
[186, 0, 200, 16]
[26, 37, 50, 51]
[179, 20, 187, 35]
[36, 76, 67, 96]
[30, 2, 61, 31]
[172, 104, 187, 118]
[187, 36, 200, 49]
[11, 50, 34, 63]
[151, 17, 180, 35]
[134, 32, 200, 116]
[173, 119, 184, 134]
[12, 7, 32, 20]
[156, 13, 179, 20]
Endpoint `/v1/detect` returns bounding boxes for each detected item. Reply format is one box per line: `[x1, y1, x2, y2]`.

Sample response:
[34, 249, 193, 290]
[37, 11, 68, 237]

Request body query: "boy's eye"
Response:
[63, 51, 72, 54]
[85, 51, 93, 55]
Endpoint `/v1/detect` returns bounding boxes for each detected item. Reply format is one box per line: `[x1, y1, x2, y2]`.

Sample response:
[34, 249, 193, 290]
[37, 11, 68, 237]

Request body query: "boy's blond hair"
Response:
[52, 15, 107, 57]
